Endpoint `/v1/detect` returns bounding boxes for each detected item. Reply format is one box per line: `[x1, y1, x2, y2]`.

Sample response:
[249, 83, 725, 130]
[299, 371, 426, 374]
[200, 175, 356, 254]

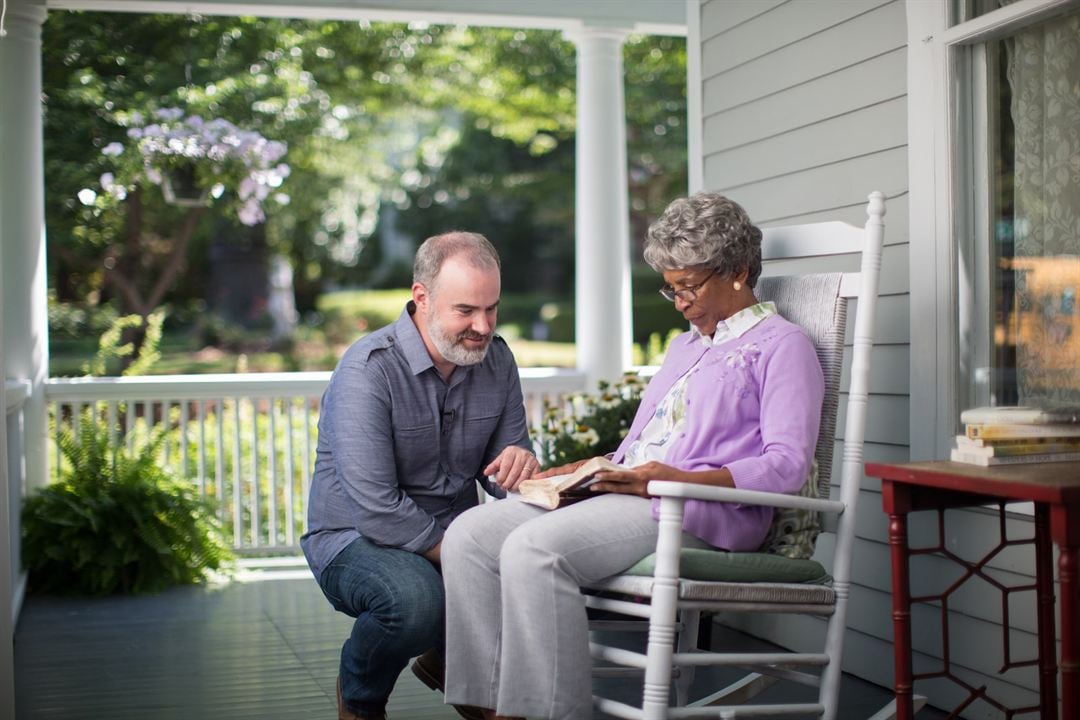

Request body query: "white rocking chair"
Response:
[585, 192, 887, 719]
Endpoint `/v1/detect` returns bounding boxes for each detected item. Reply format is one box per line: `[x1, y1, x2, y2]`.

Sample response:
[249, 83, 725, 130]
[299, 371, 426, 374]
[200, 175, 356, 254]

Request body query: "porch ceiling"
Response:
[44, 0, 688, 35]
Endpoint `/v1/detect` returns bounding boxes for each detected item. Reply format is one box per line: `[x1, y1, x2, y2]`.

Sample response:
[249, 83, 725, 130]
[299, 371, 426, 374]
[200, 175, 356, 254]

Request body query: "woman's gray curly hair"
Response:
[643, 192, 763, 288]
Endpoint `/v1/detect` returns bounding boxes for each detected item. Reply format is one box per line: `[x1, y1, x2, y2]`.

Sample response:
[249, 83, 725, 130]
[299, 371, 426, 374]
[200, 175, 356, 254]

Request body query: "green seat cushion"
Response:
[625, 548, 831, 585]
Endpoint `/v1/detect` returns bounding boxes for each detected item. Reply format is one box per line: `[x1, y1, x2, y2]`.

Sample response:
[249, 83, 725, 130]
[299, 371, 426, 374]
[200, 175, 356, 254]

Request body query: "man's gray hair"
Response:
[413, 231, 501, 293]
[643, 192, 763, 288]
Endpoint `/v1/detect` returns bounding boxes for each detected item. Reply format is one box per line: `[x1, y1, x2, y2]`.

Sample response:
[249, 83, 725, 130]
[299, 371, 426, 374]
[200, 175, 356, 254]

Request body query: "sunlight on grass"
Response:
[317, 288, 412, 326]
[50, 289, 579, 375]
[505, 338, 576, 367]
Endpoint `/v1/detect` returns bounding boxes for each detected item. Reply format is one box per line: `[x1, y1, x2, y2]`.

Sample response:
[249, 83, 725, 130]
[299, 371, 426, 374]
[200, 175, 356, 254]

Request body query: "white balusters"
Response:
[196, 401, 206, 497]
[231, 399, 242, 548]
[249, 398, 260, 548]
[284, 400, 296, 547]
[267, 398, 279, 546]
[42, 369, 589, 553]
[301, 401, 313, 533]
[214, 399, 225, 527]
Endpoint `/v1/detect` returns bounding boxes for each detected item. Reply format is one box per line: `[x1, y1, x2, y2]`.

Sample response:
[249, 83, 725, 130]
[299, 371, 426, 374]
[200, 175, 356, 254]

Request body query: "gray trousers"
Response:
[442, 493, 709, 719]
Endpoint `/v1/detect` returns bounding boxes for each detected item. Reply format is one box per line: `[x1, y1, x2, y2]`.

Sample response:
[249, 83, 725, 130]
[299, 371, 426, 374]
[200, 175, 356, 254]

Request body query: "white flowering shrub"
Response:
[533, 373, 646, 469]
[96, 108, 290, 226]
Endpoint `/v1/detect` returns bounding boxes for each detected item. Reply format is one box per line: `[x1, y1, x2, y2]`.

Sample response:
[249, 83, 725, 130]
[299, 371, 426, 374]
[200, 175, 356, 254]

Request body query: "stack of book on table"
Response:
[952, 406, 1080, 466]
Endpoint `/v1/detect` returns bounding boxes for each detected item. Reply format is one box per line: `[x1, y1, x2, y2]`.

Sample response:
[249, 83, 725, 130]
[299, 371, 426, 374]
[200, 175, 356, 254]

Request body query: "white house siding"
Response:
[694, 0, 1041, 712]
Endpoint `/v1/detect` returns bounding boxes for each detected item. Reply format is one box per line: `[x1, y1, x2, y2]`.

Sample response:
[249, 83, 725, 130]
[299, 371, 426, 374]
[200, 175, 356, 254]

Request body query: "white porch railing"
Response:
[43, 368, 587, 555]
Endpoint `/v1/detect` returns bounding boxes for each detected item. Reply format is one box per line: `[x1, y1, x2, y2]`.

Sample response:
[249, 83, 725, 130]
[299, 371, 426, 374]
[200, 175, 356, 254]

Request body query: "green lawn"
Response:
[51, 339, 575, 376]
[49, 288, 677, 377]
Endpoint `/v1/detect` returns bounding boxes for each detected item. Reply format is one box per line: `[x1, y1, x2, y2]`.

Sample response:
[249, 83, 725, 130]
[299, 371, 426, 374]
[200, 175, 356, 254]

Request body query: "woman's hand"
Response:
[588, 461, 686, 498]
[531, 457, 591, 479]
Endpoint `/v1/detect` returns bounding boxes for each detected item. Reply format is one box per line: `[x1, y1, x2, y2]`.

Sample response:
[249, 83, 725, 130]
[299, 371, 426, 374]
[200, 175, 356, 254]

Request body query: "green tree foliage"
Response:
[388, 31, 687, 297]
[43, 13, 686, 328]
[415, 27, 577, 148]
[43, 13, 393, 311]
[624, 34, 688, 252]
[393, 120, 576, 295]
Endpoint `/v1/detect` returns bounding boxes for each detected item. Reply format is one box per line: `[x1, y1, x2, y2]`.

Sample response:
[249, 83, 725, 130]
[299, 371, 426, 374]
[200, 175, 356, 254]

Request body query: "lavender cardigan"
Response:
[611, 314, 824, 551]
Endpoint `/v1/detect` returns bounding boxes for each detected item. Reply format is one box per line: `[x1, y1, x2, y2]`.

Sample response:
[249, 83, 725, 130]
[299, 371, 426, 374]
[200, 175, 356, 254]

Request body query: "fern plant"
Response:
[22, 411, 233, 595]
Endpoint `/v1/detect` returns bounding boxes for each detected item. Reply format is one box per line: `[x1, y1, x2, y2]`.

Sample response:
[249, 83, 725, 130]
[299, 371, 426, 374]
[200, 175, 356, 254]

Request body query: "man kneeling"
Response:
[301, 232, 539, 720]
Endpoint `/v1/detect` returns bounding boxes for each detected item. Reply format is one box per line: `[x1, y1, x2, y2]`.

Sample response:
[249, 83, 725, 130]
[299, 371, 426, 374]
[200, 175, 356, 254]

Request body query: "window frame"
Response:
[906, 0, 1080, 461]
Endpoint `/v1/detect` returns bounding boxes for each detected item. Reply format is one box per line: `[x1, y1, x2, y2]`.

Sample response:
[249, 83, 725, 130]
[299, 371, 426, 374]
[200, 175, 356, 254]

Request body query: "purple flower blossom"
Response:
[153, 107, 185, 121]
[103, 110, 289, 226]
[237, 199, 265, 226]
[99, 172, 128, 200]
[238, 177, 257, 201]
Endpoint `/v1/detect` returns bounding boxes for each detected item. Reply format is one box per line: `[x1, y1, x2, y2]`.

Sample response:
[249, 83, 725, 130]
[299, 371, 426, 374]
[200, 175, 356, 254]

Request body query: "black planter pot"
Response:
[161, 164, 211, 207]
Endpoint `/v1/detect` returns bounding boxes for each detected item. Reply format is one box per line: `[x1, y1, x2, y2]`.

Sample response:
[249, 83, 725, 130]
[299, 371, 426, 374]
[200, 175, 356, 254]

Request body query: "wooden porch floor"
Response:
[13, 559, 936, 719]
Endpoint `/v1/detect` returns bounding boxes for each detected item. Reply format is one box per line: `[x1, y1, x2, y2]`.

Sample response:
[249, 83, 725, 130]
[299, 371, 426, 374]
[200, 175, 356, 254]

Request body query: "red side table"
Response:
[866, 460, 1080, 719]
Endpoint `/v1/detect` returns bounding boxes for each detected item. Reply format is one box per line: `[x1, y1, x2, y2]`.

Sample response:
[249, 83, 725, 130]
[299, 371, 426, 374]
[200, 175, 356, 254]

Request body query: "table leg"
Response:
[1060, 541, 1078, 718]
[1034, 504, 1058, 720]
[889, 510, 914, 720]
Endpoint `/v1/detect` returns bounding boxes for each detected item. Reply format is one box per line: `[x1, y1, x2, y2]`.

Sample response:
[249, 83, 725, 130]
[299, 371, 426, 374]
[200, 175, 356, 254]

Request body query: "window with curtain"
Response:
[975, 8, 1080, 408]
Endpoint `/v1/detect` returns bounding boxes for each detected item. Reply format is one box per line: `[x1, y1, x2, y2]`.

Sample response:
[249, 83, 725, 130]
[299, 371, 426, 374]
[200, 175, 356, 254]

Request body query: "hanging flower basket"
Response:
[161, 164, 211, 207]
[100, 109, 289, 224]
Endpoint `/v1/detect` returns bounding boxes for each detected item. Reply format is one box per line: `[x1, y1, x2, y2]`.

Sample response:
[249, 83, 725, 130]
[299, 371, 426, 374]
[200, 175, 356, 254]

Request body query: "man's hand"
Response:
[422, 541, 441, 565]
[587, 461, 686, 498]
[483, 446, 540, 492]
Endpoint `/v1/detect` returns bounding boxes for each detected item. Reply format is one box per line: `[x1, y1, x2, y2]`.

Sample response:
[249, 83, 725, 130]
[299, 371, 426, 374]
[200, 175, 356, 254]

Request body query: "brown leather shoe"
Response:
[337, 676, 387, 720]
[410, 649, 485, 720]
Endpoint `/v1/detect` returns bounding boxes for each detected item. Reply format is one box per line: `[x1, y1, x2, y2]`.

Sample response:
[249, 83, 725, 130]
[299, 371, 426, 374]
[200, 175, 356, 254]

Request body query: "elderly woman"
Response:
[441, 192, 825, 720]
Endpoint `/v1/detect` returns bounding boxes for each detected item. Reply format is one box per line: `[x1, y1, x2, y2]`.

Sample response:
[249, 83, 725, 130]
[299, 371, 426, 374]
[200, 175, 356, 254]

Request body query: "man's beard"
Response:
[428, 306, 492, 366]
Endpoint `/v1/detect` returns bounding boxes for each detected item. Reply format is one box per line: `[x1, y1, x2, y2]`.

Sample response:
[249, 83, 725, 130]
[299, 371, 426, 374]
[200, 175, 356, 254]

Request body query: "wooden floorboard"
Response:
[14, 568, 461, 720]
[14, 563, 942, 719]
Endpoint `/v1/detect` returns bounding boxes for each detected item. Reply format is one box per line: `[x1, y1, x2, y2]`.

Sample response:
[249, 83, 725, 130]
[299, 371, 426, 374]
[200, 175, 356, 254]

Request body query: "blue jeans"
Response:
[317, 536, 445, 715]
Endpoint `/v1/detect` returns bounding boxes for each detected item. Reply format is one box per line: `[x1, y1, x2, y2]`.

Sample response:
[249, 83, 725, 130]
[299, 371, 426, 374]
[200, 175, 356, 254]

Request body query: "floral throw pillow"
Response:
[760, 459, 821, 560]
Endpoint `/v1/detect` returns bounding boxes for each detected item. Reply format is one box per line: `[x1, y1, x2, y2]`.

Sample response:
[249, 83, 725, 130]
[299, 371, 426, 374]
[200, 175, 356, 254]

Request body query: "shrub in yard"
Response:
[47, 294, 121, 340]
[22, 413, 233, 596]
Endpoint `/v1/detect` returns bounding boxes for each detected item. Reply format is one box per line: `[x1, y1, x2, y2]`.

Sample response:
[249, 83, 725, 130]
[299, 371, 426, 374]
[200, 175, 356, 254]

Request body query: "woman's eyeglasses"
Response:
[659, 268, 718, 303]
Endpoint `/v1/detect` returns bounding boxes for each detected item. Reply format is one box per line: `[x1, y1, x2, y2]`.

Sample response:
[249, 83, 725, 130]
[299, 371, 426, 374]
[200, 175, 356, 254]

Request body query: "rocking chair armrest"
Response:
[646, 481, 846, 515]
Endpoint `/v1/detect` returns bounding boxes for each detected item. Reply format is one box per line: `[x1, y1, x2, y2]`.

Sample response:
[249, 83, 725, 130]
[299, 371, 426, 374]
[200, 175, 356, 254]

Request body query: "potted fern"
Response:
[22, 311, 232, 595]
[21, 414, 233, 595]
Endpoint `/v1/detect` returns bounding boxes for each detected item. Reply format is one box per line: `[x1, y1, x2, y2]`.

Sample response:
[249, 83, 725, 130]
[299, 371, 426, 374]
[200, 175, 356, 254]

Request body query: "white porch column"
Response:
[0, 382, 13, 720]
[0, 4, 44, 713]
[566, 24, 632, 389]
[0, 0, 49, 498]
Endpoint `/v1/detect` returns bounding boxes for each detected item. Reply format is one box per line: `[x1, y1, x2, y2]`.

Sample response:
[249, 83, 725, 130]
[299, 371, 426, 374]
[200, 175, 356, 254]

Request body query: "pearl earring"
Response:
[733, 281, 742, 291]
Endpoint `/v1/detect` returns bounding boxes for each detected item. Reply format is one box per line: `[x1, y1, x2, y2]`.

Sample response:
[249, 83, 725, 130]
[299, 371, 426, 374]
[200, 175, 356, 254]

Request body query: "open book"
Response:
[516, 456, 625, 510]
